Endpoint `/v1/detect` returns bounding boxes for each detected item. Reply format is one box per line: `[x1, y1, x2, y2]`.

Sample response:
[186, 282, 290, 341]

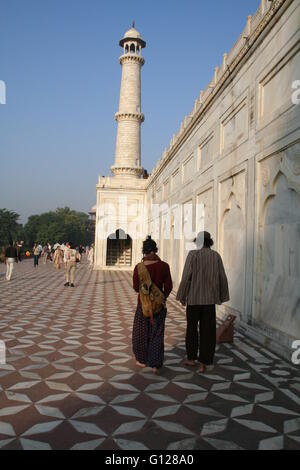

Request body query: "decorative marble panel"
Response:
[156, 188, 162, 204]
[171, 170, 180, 193]
[220, 99, 248, 155]
[163, 179, 170, 200]
[256, 145, 300, 339]
[170, 205, 182, 287]
[182, 155, 194, 184]
[258, 44, 300, 125]
[198, 133, 214, 170]
[196, 187, 214, 237]
[219, 170, 247, 316]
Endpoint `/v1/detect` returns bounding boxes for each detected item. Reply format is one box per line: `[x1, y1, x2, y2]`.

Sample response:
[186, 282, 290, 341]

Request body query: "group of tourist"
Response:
[32, 243, 87, 267]
[132, 232, 229, 374]
[3, 239, 95, 287]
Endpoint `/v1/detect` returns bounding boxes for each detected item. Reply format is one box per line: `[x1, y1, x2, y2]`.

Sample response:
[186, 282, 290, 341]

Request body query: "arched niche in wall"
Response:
[257, 164, 300, 339]
[196, 187, 214, 237]
[161, 204, 171, 263]
[219, 190, 246, 316]
[170, 204, 182, 288]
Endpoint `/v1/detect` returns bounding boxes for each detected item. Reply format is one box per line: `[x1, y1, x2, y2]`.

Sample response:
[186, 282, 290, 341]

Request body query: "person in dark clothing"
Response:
[17, 241, 23, 262]
[5, 240, 18, 281]
[176, 231, 229, 373]
[132, 236, 173, 373]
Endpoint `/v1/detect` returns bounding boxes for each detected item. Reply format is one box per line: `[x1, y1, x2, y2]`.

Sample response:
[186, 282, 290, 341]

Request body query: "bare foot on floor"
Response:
[199, 362, 207, 373]
[184, 359, 196, 366]
[136, 361, 146, 368]
[152, 367, 158, 374]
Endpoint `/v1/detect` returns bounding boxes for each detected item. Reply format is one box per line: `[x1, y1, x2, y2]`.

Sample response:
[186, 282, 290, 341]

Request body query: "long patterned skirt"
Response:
[132, 303, 167, 369]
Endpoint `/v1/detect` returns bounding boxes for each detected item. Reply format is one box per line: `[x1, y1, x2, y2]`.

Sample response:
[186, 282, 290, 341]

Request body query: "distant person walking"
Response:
[64, 242, 78, 287]
[63, 243, 69, 273]
[132, 236, 173, 373]
[5, 239, 18, 281]
[78, 245, 84, 261]
[17, 241, 24, 262]
[47, 243, 52, 262]
[53, 246, 63, 270]
[176, 231, 229, 373]
[42, 245, 48, 264]
[33, 243, 42, 267]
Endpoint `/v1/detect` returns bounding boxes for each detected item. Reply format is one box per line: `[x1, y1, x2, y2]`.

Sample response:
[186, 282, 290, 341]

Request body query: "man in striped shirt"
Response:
[176, 231, 229, 372]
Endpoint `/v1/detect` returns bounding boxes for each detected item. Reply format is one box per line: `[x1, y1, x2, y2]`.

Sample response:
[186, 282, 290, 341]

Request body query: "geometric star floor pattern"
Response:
[0, 259, 300, 450]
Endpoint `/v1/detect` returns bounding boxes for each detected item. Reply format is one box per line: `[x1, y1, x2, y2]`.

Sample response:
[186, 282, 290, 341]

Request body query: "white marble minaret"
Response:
[94, 25, 148, 270]
[111, 23, 146, 179]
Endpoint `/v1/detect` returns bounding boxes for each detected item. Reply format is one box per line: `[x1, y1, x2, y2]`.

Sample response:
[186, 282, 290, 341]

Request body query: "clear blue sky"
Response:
[0, 0, 260, 224]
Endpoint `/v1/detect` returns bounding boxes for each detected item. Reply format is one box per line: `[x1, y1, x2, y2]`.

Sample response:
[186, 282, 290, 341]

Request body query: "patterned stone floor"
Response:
[0, 259, 300, 450]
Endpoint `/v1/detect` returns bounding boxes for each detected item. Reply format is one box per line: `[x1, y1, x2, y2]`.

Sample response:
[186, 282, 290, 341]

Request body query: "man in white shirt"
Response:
[64, 242, 77, 287]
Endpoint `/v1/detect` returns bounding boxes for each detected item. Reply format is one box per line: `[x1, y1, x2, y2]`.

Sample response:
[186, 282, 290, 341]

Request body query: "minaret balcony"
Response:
[114, 112, 145, 123]
[119, 54, 145, 66]
[110, 165, 144, 178]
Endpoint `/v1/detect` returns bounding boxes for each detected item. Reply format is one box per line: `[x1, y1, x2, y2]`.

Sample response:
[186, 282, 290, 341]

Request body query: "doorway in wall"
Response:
[106, 229, 132, 267]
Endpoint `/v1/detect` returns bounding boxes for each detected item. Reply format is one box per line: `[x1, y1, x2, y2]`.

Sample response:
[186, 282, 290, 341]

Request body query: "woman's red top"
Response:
[133, 255, 173, 303]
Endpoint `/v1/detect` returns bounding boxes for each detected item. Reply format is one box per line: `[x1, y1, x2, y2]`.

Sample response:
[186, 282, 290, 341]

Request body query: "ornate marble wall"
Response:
[144, 0, 300, 357]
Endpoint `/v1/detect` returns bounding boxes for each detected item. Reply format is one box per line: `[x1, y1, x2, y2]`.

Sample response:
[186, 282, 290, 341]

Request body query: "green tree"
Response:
[0, 209, 23, 246]
[35, 223, 67, 246]
[24, 207, 93, 247]
[24, 215, 42, 247]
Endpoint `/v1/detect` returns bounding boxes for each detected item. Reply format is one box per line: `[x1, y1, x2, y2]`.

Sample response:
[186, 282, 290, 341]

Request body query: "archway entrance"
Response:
[106, 229, 132, 267]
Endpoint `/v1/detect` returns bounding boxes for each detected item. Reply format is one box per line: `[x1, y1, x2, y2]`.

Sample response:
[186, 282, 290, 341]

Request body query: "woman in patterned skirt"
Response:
[132, 236, 173, 373]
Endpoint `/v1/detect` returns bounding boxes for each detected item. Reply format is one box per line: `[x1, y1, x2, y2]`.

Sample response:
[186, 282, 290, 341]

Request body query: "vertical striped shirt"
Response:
[176, 247, 230, 306]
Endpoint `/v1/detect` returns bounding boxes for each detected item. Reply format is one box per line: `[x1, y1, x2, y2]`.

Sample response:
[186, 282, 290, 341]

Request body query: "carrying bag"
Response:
[137, 262, 165, 324]
[216, 314, 236, 343]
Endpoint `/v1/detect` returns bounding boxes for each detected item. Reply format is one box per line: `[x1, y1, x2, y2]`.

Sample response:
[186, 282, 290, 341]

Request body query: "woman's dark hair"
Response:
[142, 236, 158, 255]
[203, 234, 214, 247]
[194, 231, 214, 248]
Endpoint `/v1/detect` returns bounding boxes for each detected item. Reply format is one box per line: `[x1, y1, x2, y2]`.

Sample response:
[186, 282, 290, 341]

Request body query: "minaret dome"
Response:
[119, 23, 146, 55]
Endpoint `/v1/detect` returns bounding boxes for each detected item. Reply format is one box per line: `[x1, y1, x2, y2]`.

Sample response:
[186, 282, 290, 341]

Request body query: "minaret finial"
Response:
[132, 20, 135, 28]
